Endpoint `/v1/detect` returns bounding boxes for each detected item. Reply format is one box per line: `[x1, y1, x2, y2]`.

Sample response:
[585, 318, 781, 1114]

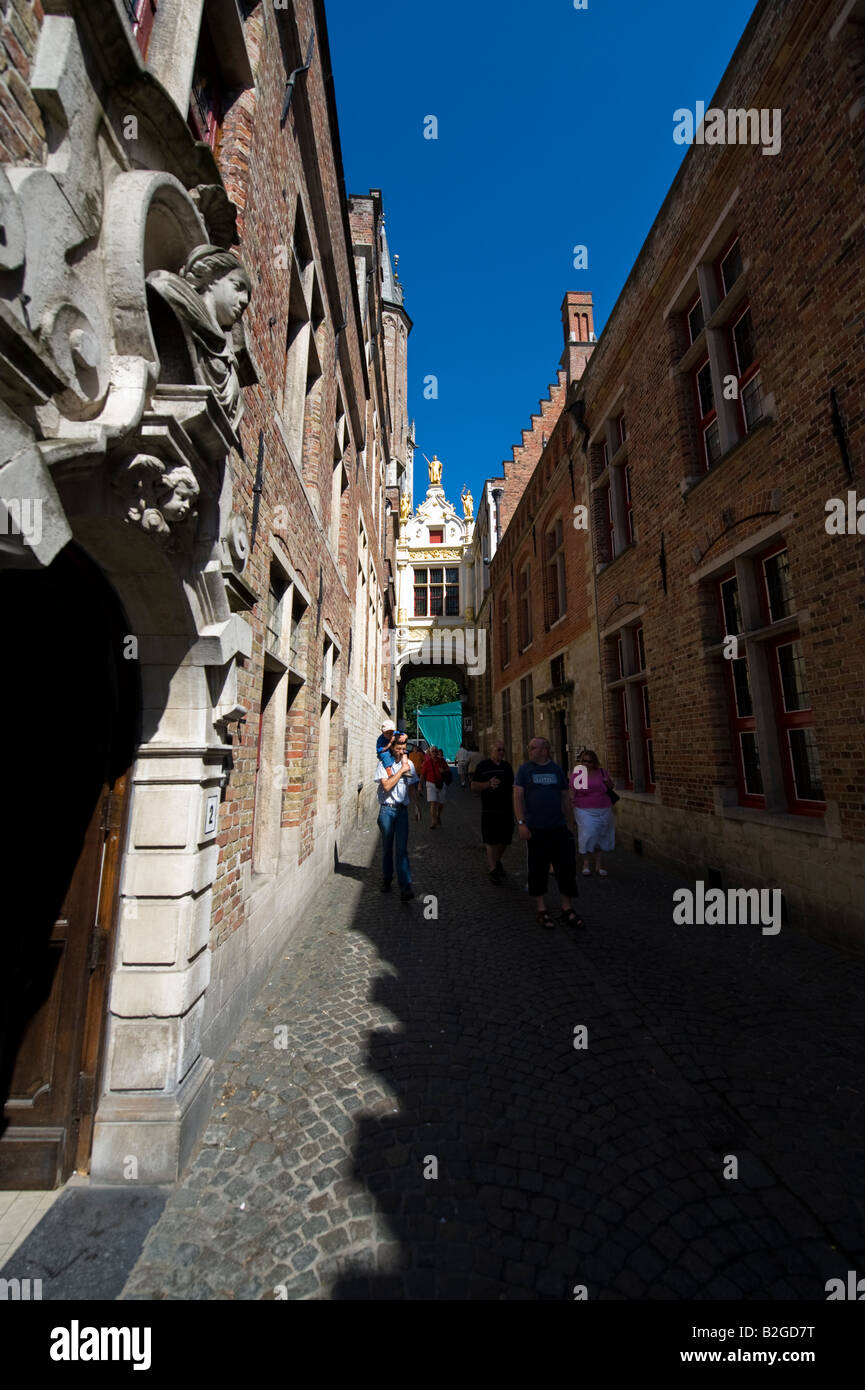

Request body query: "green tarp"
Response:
[414, 701, 463, 761]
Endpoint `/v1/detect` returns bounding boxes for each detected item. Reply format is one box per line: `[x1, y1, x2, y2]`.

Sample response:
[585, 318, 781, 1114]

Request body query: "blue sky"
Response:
[327, 0, 758, 508]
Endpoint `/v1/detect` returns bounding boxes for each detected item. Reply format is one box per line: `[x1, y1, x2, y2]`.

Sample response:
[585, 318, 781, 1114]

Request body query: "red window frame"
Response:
[756, 543, 794, 625]
[413, 567, 428, 618]
[428, 528, 444, 545]
[717, 569, 764, 809]
[616, 413, 627, 448]
[129, 0, 158, 59]
[544, 517, 566, 626]
[694, 357, 720, 471]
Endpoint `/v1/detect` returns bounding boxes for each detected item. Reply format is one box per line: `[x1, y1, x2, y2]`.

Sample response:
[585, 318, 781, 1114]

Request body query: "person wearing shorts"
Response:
[513, 735, 583, 931]
[421, 746, 447, 829]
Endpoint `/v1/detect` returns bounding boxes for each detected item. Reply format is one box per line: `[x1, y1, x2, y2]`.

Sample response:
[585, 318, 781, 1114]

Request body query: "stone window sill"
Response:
[713, 798, 841, 837]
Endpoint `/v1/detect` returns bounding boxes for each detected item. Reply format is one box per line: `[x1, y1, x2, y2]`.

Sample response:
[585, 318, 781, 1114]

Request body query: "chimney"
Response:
[560, 291, 596, 389]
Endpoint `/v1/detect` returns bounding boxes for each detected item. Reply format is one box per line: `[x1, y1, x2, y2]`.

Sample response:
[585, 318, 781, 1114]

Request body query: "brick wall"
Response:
[0, 0, 45, 165]
[568, 0, 865, 941]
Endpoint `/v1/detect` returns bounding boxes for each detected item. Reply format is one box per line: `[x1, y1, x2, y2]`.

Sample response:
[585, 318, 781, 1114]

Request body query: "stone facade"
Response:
[566, 0, 865, 942]
[0, 0, 406, 1184]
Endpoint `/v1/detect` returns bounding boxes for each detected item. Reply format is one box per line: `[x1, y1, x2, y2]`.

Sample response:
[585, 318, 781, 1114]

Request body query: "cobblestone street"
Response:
[121, 787, 865, 1301]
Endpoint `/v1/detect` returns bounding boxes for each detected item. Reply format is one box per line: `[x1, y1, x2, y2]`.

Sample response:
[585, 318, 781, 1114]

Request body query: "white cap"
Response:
[381, 720, 396, 733]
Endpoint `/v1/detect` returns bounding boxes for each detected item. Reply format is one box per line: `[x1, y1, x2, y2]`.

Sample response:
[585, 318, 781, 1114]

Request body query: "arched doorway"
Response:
[0, 543, 139, 1188]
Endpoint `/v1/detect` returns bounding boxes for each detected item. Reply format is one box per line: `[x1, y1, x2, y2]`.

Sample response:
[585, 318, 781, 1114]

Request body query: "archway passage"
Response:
[0, 543, 139, 1188]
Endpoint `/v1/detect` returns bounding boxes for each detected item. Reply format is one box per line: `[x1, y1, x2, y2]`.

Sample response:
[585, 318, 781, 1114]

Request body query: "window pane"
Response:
[733, 308, 756, 375]
[413, 568, 427, 583]
[740, 732, 763, 795]
[414, 588, 427, 617]
[697, 362, 714, 417]
[763, 549, 793, 621]
[720, 576, 742, 635]
[742, 373, 764, 429]
[732, 658, 753, 717]
[788, 727, 823, 802]
[445, 587, 459, 616]
[429, 529, 443, 544]
[688, 296, 704, 343]
[430, 588, 443, 616]
[642, 684, 651, 727]
[429, 568, 443, 584]
[777, 641, 810, 711]
[615, 635, 623, 678]
[445, 568, 459, 584]
[704, 419, 721, 466]
[721, 239, 743, 295]
[646, 738, 655, 784]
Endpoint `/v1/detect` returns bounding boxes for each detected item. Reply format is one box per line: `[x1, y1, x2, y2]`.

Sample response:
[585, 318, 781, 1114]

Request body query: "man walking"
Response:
[513, 735, 584, 930]
[376, 732, 421, 900]
[455, 742, 471, 788]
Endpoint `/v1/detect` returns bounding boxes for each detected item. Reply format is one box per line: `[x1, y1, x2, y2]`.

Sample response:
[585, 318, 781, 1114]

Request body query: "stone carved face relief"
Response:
[159, 465, 199, 523]
[207, 269, 251, 330]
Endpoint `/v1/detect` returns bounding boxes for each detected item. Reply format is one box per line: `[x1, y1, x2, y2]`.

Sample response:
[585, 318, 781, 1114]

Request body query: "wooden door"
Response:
[0, 543, 138, 1188]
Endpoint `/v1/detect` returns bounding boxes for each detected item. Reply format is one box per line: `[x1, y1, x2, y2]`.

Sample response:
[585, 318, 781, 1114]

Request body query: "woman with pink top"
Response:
[570, 748, 617, 876]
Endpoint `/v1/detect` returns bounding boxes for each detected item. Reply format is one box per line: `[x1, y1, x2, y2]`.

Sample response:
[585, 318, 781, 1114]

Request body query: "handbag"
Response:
[603, 770, 620, 805]
[442, 764, 453, 786]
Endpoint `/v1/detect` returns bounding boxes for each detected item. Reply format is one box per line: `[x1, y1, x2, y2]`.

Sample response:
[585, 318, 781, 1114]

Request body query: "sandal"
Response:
[561, 907, 585, 929]
[536, 909, 556, 930]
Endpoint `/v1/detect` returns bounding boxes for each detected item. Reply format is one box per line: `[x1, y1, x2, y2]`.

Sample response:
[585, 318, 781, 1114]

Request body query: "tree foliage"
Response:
[402, 676, 459, 737]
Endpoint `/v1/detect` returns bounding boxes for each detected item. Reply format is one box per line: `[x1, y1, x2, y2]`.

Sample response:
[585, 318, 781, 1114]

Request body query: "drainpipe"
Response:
[491, 487, 503, 547]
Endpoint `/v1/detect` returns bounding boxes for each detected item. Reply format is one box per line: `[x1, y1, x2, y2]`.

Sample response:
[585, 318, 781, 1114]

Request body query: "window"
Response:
[719, 238, 744, 297]
[125, 0, 157, 58]
[624, 466, 634, 544]
[502, 687, 512, 760]
[714, 546, 824, 815]
[265, 566, 288, 653]
[605, 621, 654, 793]
[687, 292, 704, 344]
[638, 681, 655, 793]
[429, 528, 443, 545]
[445, 567, 460, 617]
[600, 483, 615, 562]
[188, 16, 225, 151]
[731, 306, 763, 432]
[551, 654, 566, 688]
[520, 675, 534, 755]
[413, 566, 445, 617]
[500, 594, 511, 669]
[544, 518, 566, 626]
[616, 414, 627, 447]
[517, 563, 532, 650]
[695, 359, 721, 469]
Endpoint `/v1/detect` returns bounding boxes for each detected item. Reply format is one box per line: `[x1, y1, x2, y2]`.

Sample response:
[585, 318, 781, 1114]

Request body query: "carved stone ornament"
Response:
[146, 245, 252, 432]
[190, 185, 239, 250]
[224, 511, 250, 573]
[112, 453, 200, 537]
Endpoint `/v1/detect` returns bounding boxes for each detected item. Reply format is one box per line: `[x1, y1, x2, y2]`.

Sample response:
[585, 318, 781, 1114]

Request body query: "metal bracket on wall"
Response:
[281, 30, 316, 127]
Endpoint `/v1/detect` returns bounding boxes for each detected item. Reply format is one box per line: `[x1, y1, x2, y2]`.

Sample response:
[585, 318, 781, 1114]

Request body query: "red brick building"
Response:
[569, 0, 865, 941]
[0, 0, 406, 1185]
[486, 293, 598, 768]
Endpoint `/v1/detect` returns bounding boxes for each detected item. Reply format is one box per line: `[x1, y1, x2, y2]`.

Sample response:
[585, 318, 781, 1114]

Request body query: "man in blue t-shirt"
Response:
[514, 735, 583, 931]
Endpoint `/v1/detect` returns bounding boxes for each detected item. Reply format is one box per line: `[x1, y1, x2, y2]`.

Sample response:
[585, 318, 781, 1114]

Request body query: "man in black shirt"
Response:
[470, 738, 515, 883]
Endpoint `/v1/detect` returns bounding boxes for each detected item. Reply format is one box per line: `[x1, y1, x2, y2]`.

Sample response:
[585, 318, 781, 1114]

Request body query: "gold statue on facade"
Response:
[399, 491, 411, 524]
[427, 454, 443, 485]
[461, 486, 474, 519]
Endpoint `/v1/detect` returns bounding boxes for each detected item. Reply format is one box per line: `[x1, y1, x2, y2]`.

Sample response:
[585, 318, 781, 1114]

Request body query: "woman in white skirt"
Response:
[570, 748, 616, 876]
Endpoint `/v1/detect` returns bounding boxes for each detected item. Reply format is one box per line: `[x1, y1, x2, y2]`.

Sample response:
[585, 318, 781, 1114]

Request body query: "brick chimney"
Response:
[560, 291, 596, 388]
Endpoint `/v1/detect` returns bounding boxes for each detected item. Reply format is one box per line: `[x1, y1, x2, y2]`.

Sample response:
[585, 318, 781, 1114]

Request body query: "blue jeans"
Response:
[378, 804, 411, 888]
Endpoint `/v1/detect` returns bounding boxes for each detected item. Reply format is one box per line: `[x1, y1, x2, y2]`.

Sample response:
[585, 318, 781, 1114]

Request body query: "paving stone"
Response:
[119, 790, 865, 1301]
